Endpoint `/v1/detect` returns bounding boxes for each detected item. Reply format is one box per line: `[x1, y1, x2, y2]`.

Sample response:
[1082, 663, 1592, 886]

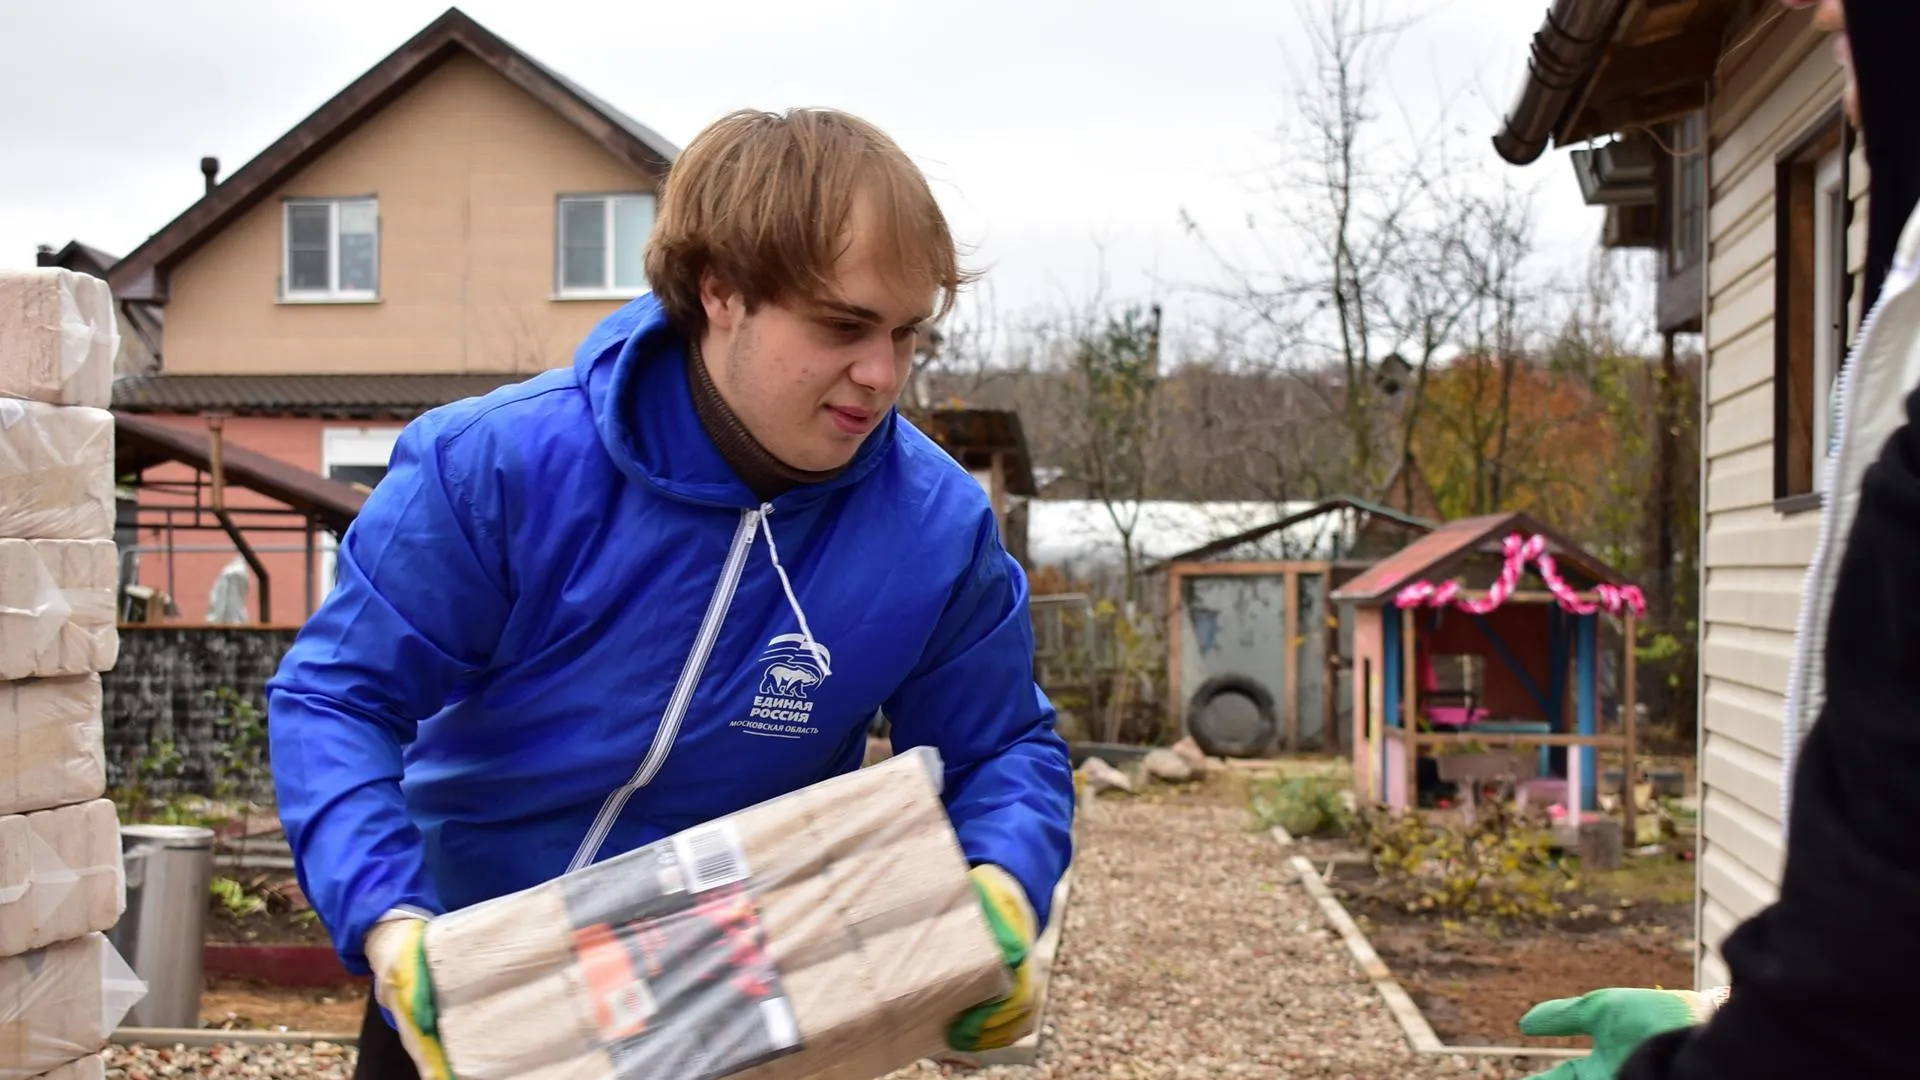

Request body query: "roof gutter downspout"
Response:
[1493, 0, 1633, 166]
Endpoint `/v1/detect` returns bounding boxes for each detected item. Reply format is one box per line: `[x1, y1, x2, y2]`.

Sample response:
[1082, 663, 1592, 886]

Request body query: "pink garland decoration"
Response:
[1392, 533, 1647, 617]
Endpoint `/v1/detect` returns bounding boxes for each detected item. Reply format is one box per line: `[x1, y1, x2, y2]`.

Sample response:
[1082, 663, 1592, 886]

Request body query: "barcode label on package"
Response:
[674, 821, 750, 893]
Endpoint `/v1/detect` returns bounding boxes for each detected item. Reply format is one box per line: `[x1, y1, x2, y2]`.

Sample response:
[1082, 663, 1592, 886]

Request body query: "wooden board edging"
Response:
[114, 1026, 359, 1048]
[1284, 851, 1586, 1062]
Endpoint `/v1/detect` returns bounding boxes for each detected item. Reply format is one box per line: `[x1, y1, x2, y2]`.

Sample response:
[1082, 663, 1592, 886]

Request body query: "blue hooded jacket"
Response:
[266, 294, 1076, 976]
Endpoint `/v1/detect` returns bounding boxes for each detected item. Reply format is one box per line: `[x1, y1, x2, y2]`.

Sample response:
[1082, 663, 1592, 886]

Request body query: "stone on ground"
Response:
[1170, 736, 1224, 774]
[1077, 756, 1134, 794]
[1142, 747, 1195, 784]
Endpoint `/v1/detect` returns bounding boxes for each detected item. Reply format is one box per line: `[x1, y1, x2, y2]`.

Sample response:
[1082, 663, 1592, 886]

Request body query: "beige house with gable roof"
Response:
[40, 7, 679, 623]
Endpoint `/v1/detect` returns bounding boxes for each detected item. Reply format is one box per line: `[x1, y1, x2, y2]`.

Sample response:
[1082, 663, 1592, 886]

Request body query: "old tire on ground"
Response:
[1185, 673, 1278, 758]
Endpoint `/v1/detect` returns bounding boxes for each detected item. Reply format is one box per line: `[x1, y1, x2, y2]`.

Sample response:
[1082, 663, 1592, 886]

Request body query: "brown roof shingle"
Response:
[112, 372, 533, 419]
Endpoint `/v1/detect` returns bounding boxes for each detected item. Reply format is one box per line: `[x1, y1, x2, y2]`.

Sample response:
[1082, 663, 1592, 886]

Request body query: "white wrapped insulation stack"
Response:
[0, 932, 145, 1080]
[0, 539, 119, 681]
[0, 799, 124, 955]
[0, 675, 104, 818]
[0, 400, 114, 542]
[0, 270, 117, 409]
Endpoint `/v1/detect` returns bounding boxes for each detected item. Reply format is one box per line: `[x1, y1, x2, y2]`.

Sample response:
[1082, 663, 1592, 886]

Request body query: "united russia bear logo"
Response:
[757, 634, 830, 698]
[736, 634, 834, 739]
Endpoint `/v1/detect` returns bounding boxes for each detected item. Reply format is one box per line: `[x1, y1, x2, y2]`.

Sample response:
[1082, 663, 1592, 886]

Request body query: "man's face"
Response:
[699, 199, 932, 474]
[1782, 0, 1857, 123]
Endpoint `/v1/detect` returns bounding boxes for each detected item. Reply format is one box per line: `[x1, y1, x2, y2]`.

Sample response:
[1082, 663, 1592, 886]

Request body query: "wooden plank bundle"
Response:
[425, 747, 1013, 1080]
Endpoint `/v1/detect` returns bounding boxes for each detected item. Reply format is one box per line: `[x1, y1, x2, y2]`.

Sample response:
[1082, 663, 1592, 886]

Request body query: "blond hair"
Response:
[643, 108, 974, 334]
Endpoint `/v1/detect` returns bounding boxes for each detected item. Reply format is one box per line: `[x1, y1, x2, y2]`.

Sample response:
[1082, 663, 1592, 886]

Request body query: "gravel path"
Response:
[107, 1042, 353, 1079]
[106, 780, 1563, 1079]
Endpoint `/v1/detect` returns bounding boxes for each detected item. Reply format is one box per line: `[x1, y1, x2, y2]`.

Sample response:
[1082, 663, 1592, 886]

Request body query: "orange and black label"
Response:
[559, 823, 802, 1078]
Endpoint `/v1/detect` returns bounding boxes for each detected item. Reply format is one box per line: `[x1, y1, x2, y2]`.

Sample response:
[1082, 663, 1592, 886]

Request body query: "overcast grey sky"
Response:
[0, 0, 1602, 339]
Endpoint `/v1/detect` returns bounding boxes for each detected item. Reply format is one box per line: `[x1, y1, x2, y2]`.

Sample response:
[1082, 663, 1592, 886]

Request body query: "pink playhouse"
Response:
[1332, 511, 1647, 836]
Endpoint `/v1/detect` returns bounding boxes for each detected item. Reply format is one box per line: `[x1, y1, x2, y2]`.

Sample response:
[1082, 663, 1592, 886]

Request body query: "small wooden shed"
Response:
[1155, 497, 1435, 757]
[1332, 511, 1647, 832]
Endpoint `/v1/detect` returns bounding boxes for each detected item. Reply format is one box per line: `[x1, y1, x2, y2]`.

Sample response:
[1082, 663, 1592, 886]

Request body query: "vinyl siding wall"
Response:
[1695, 14, 1863, 987]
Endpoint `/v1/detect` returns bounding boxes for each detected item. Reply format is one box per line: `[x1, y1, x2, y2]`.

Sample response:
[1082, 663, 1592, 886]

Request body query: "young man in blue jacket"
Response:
[265, 107, 1076, 1080]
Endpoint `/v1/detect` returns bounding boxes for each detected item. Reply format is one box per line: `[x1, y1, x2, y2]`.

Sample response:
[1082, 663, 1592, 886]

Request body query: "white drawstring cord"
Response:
[758, 504, 831, 676]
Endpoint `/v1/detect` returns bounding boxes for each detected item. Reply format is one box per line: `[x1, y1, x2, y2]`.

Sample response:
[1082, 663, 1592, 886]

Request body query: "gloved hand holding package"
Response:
[946, 863, 1038, 1054]
[399, 747, 1016, 1080]
[365, 913, 453, 1080]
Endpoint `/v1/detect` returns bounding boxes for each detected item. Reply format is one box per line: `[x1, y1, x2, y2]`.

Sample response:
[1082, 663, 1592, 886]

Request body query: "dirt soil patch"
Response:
[1368, 922, 1694, 1049]
[200, 978, 365, 1033]
[1330, 847, 1698, 1049]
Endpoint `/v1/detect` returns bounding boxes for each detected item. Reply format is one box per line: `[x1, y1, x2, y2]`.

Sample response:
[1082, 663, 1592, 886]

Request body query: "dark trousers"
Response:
[353, 990, 421, 1080]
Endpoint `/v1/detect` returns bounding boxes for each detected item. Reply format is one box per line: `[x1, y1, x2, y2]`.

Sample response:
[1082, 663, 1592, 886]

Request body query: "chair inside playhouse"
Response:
[1414, 647, 1567, 814]
[1417, 652, 1488, 729]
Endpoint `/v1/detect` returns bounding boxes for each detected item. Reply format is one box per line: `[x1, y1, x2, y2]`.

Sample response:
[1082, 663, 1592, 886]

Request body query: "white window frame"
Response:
[282, 197, 380, 302]
[317, 426, 403, 603]
[555, 193, 655, 299]
[1812, 147, 1845, 486]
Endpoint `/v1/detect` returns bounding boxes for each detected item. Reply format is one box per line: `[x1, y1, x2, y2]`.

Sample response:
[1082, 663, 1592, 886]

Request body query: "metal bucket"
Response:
[109, 824, 215, 1029]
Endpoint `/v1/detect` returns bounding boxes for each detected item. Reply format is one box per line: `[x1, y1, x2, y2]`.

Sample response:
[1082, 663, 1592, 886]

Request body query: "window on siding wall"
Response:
[283, 198, 379, 300]
[1773, 112, 1850, 506]
[557, 194, 655, 296]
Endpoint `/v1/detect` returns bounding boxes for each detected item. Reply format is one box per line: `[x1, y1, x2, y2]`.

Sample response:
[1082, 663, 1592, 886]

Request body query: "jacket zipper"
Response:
[567, 507, 761, 872]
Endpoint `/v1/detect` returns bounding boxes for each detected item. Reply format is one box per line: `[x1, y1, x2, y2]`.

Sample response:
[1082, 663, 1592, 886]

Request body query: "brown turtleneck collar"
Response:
[686, 339, 846, 503]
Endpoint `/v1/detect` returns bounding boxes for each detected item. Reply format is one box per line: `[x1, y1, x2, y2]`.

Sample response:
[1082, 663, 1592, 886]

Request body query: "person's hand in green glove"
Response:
[363, 912, 453, 1079]
[1518, 986, 1729, 1079]
[947, 864, 1040, 1053]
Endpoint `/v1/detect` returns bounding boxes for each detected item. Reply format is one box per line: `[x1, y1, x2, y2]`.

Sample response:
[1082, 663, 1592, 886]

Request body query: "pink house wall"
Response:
[133, 415, 343, 625]
[1350, 606, 1383, 801]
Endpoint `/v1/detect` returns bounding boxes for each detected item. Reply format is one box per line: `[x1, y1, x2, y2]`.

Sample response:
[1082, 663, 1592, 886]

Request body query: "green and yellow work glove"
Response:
[947, 864, 1040, 1053]
[364, 913, 453, 1080]
[1518, 986, 1729, 1080]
